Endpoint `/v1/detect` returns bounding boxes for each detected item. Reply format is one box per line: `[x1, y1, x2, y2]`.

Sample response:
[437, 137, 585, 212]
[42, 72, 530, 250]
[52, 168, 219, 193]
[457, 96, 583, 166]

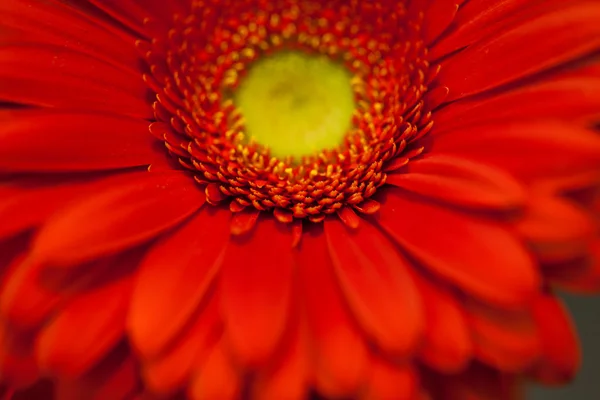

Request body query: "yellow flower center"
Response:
[233, 51, 355, 159]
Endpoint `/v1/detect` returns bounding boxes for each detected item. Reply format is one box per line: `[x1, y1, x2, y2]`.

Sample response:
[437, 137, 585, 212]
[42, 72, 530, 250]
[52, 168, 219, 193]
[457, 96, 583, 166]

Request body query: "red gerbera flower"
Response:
[1, 0, 600, 399]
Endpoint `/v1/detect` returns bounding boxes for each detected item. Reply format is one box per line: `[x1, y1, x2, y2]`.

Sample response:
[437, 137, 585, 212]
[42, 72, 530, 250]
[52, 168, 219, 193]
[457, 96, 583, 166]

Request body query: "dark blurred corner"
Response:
[528, 294, 600, 399]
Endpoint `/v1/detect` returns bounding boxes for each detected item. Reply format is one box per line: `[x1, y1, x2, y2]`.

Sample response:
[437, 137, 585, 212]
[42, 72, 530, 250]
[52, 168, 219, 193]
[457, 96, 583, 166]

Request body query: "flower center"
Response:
[233, 51, 355, 159]
[142, 1, 438, 228]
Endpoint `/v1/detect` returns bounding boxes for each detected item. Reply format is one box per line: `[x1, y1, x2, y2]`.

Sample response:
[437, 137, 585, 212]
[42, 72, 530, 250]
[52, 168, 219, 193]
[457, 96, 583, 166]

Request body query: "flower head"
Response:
[1, 0, 600, 399]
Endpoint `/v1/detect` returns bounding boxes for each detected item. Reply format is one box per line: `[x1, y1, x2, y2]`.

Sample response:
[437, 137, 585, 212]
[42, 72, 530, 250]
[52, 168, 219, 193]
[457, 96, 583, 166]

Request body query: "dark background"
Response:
[529, 294, 600, 399]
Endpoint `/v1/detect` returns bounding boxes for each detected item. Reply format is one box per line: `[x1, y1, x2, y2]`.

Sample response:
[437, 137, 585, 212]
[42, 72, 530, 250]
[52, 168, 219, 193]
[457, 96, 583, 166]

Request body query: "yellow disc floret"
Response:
[234, 51, 356, 159]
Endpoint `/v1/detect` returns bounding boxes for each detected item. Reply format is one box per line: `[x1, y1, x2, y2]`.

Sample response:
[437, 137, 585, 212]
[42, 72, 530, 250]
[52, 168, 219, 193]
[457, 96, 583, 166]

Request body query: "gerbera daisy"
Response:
[1, 0, 600, 399]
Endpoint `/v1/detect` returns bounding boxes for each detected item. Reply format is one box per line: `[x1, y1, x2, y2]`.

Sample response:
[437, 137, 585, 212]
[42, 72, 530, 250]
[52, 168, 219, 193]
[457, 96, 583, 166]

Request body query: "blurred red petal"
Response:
[433, 121, 600, 183]
[530, 294, 580, 384]
[32, 171, 204, 266]
[388, 155, 526, 211]
[36, 278, 132, 378]
[252, 317, 309, 400]
[220, 217, 293, 365]
[466, 301, 541, 372]
[415, 275, 472, 373]
[128, 208, 228, 359]
[361, 360, 417, 400]
[296, 225, 370, 397]
[546, 240, 600, 293]
[377, 189, 539, 307]
[516, 195, 595, 263]
[188, 339, 241, 400]
[142, 298, 221, 395]
[324, 217, 423, 355]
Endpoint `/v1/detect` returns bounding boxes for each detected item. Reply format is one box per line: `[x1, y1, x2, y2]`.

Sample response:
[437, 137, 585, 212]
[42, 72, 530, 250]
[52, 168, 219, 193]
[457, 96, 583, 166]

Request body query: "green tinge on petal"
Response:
[233, 51, 355, 159]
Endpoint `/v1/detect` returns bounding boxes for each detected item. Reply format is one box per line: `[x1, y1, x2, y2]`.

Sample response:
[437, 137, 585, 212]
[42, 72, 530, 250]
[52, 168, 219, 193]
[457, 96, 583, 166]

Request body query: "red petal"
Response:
[0, 324, 38, 388]
[387, 155, 526, 211]
[530, 294, 580, 384]
[36, 278, 132, 378]
[0, 110, 160, 172]
[128, 208, 229, 359]
[516, 195, 595, 263]
[142, 299, 221, 395]
[0, 258, 61, 329]
[423, 85, 449, 111]
[361, 360, 417, 400]
[0, 44, 150, 118]
[252, 319, 309, 400]
[56, 346, 138, 400]
[0, 0, 138, 71]
[0, 183, 90, 239]
[433, 121, 600, 183]
[433, 66, 600, 130]
[1, 248, 138, 331]
[87, 0, 187, 36]
[188, 339, 241, 400]
[220, 217, 293, 365]
[324, 218, 423, 355]
[11, 381, 55, 400]
[437, 2, 600, 101]
[296, 225, 370, 397]
[423, 1, 459, 45]
[376, 189, 540, 307]
[430, 0, 563, 60]
[546, 239, 600, 293]
[414, 275, 472, 373]
[467, 301, 541, 372]
[31, 171, 204, 266]
[429, 363, 523, 400]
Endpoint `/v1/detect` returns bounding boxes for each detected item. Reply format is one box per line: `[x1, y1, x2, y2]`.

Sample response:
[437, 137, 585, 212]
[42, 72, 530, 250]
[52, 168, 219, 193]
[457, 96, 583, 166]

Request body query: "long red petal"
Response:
[87, 0, 188, 36]
[516, 195, 595, 263]
[433, 121, 600, 183]
[530, 294, 580, 384]
[0, 323, 38, 388]
[0, 110, 161, 172]
[56, 346, 138, 400]
[219, 217, 293, 365]
[433, 66, 600, 130]
[142, 298, 221, 395]
[128, 208, 228, 359]
[428, 363, 523, 400]
[387, 155, 526, 211]
[251, 317, 309, 400]
[0, 0, 139, 73]
[0, 258, 62, 329]
[423, 0, 459, 45]
[466, 300, 541, 372]
[376, 189, 540, 308]
[0, 44, 150, 118]
[35, 278, 132, 378]
[437, 2, 600, 101]
[296, 225, 370, 397]
[546, 239, 600, 293]
[31, 171, 204, 266]
[361, 360, 417, 400]
[430, 0, 564, 60]
[414, 274, 472, 373]
[324, 217, 423, 356]
[188, 339, 241, 400]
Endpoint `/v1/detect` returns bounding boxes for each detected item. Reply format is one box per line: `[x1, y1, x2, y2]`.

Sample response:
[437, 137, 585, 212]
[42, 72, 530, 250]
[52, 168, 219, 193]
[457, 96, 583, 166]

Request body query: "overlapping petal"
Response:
[0, 0, 599, 399]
